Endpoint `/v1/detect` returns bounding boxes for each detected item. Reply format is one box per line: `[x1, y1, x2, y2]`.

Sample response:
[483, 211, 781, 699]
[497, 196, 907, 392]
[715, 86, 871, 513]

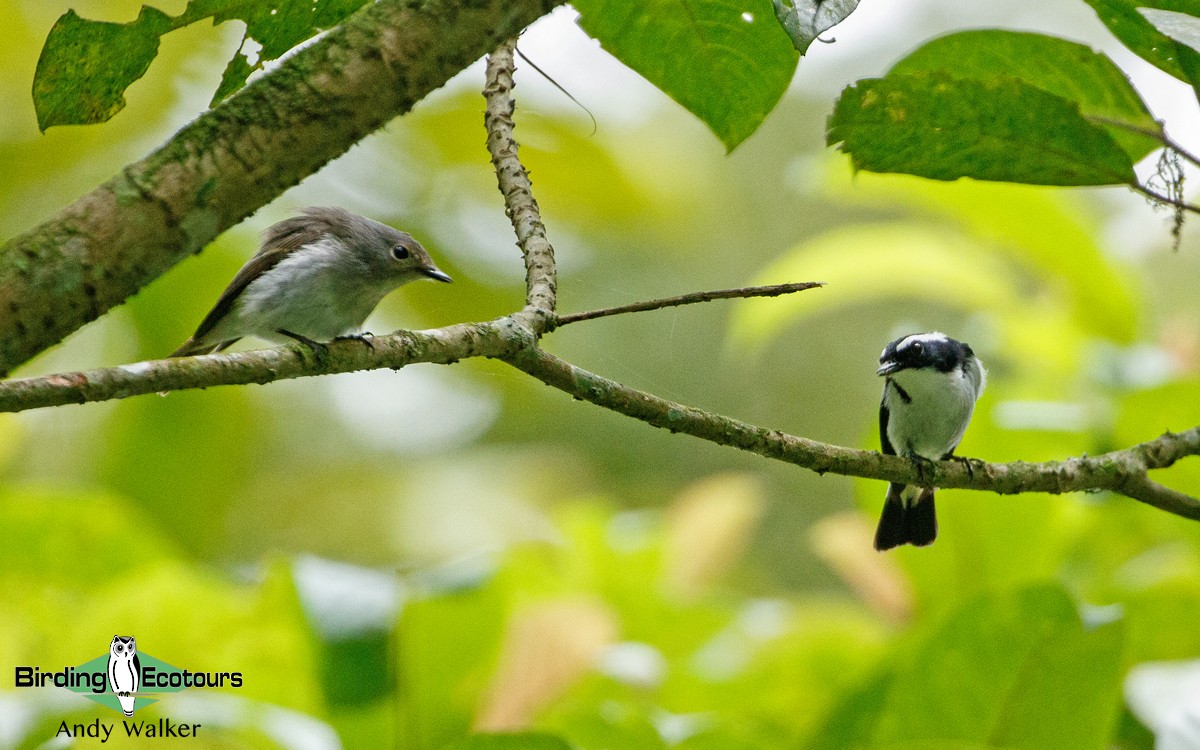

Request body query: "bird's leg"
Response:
[907, 452, 936, 487]
[334, 331, 375, 350]
[278, 330, 329, 363]
[948, 454, 975, 481]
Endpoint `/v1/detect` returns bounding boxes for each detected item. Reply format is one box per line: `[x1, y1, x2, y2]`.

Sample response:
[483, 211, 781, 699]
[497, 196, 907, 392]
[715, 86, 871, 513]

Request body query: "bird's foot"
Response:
[334, 332, 375, 350]
[278, 330, 329, 364]
[908, 453, 936, 486]
[949, 454, 976, 480]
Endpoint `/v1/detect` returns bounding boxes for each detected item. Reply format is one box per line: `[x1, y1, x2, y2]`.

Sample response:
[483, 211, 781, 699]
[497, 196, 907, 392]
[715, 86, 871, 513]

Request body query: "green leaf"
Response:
[827, 72, 1136, 186]
[814, 584, 1125, 750]
[771, 0, 861, 53]
[573, 0, 799, 151]
[32, 7, 174, 131]
[890, 30, 1160, 163]
[212, 38, 258, 106]
[1082, 0, 1200, 88]
[32, 1, 370, 128]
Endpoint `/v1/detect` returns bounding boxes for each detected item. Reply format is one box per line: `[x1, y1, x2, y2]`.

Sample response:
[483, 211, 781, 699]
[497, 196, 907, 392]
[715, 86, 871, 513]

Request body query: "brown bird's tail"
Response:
[874, 484, 937, 551]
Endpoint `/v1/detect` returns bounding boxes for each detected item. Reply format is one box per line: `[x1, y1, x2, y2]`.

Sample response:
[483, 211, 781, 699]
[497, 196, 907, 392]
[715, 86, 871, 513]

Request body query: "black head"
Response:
[877, 332, 973, 376]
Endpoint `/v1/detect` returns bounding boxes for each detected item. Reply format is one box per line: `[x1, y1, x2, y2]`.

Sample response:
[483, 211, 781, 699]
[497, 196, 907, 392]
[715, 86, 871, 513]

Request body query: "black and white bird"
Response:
[875, 332, 986, 550]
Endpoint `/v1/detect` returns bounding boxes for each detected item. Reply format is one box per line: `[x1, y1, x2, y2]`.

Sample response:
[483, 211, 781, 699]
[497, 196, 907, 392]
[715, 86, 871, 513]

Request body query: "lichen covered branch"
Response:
[504, 346, 1200, 519]
[0, 319, 530, 412]
[484, 40, 557, 329]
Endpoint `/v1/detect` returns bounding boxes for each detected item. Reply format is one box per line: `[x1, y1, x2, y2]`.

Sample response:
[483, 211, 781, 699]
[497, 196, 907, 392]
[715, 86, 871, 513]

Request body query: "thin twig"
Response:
[556, 282, 824, 326]
[1120, 474, 1200, 520]
[1087, 115, 1200, 169]
[1130, 182, 1200, 215]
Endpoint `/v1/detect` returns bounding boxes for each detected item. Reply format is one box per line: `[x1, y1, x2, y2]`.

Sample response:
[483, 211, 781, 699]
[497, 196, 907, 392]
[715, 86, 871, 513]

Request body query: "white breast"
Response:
[884, 364, 982, 459]
[217, 238, 396, 343]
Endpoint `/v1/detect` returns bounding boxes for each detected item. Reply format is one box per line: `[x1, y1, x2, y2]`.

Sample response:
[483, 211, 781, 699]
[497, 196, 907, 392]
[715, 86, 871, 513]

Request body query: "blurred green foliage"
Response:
[4, 0, 1200, 748]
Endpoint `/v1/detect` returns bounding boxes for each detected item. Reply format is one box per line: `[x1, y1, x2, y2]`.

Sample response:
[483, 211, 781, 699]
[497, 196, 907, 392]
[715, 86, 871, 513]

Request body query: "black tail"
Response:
[874, 484, 937, 550]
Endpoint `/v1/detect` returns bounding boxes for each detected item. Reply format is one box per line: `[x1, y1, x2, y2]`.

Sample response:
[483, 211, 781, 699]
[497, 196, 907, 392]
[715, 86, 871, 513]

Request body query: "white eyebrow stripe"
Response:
[898, 331, 949, 350]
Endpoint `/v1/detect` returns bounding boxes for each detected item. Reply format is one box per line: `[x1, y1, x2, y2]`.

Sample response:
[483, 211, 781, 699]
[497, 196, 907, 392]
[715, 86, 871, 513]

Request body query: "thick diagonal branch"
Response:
[0, 0, 561, 375]
[484, 40, 557, 330]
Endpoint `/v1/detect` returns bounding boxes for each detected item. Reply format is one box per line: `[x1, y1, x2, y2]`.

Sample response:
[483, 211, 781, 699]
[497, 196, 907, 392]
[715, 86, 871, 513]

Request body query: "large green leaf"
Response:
[573, 0, 799, 151]
[32, 0, 368, 130]
[813, 584, 1125, 749]
[828, 72, 1136, 186]
[890, 30, 1160, 163]
[1081, 0, 1200, 90]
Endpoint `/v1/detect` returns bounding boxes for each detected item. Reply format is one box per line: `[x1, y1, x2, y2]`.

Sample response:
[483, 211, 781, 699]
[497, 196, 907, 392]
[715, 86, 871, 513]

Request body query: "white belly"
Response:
[213, 240, 396, 343]
[884, 367, 979, 459]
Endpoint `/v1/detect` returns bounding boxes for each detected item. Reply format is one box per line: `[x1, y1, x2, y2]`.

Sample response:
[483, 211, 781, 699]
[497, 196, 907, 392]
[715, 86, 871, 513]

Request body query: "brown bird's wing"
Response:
[180, 215, 332, 349]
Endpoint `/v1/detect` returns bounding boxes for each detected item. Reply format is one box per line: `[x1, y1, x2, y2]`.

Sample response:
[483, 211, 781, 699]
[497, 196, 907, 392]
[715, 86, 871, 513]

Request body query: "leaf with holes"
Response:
[33, 7, 173, 131]
[891, 30, 1161, 164]
[827, 72, 1136, 186]
[32, 0, 369, 130]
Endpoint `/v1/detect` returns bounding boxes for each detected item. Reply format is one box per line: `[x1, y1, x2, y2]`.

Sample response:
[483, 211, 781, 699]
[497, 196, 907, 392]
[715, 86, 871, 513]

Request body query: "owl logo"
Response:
[107, 635, 140, 717]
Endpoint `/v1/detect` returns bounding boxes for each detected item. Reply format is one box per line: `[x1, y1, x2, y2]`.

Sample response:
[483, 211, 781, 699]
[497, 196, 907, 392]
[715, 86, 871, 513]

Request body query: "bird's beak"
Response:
[876, 360, 901, 376]
[422, 267, 453, 283]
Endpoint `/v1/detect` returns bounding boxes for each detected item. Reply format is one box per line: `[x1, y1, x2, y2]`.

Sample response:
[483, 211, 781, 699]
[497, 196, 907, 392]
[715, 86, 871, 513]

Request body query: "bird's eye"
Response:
[911, 341, 923, 351]
[392, 245, 409, 260]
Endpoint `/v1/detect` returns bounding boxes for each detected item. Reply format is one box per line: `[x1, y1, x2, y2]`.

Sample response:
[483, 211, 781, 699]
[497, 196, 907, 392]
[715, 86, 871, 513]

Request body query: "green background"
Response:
[2, 0, 1199, 748]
